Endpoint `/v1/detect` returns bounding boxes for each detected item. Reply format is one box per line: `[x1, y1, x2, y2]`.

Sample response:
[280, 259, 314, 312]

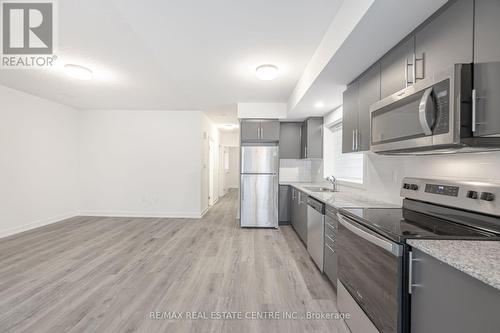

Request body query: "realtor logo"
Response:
[1, 1, 56, 68]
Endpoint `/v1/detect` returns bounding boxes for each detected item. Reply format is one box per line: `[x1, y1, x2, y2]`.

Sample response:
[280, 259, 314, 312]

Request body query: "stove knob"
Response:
[410, 184, 419, 191]
[403, 183, 411, 190]
[466, 191, 479, 199]
[480, 192, 495, 202]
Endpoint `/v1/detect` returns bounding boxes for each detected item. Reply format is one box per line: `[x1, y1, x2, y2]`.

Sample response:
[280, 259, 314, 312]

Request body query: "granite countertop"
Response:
[280, 181, 398, 209]
[407, 239, 500, 291]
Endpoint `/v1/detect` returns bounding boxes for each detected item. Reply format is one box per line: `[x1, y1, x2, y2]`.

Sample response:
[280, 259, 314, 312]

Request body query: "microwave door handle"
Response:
[337, 214, 401, 256]
[418, 87, 434, 135]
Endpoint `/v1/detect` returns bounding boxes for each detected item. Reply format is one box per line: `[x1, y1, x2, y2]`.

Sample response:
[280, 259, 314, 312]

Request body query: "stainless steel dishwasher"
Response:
[307, 197, 325, 272]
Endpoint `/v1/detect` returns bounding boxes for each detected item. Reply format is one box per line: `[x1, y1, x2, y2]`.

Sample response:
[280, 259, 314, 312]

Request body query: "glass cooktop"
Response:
[340, 206, 500, 243]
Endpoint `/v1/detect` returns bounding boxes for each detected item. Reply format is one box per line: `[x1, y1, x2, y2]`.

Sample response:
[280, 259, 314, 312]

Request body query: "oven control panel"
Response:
[401, 177, 500, 216]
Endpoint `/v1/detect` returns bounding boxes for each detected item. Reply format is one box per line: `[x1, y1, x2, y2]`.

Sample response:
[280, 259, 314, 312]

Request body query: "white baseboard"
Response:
[0, 210, 205, 240]
[0, 212, 78, 240]
[77, 211, 203, 219]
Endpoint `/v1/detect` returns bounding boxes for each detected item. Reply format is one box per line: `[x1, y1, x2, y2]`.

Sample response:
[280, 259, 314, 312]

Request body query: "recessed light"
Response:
[256, 64, 279, 81]
[315, 101, 325, 108]
[64, 64, 93, 80]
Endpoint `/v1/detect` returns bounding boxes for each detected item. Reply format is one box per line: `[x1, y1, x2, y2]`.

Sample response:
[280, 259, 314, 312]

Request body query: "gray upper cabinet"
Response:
[358, 63, 381, 151]
[300, 118, 323, 159]
[240, 119, 279, 142]
[473, 0, 500, 137]
[410, 249, 500, 333]
[414, 0, 473, 82]
[279, 122, 302, 159]
[240, 120, 261, 141]
[260, 120, 280, 141]
[342, 82, 359, 153]
[380, 36, 414, 99]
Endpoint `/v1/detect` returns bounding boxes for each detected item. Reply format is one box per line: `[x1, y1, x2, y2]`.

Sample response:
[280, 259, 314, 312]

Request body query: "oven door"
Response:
[337, 213, 403, 333]
[369, 65, 465, 154]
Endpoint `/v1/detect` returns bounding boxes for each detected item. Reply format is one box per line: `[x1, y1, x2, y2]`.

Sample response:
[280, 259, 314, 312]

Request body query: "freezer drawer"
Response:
[241, 146, 278, 174]
[240, 174, 278, 228]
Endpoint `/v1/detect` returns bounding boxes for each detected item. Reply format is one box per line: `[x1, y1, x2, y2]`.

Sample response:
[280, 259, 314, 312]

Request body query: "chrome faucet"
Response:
[326, 176, 338, 192]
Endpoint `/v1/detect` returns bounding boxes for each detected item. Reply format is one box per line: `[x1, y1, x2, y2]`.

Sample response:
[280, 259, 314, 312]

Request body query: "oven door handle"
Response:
[337, 214, 401, 256]
[418, 87, 435, 136]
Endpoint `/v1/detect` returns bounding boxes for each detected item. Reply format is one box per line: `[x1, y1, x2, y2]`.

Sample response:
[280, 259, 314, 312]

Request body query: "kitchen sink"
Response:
[304, 187, 338, 193]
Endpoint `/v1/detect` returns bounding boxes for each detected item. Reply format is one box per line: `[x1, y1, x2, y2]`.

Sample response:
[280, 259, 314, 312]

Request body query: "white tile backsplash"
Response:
[279, 159, 325, 183]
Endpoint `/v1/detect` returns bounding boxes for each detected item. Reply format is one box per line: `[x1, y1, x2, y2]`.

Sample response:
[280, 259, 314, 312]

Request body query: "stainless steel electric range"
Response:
[336, 177, 500, 333]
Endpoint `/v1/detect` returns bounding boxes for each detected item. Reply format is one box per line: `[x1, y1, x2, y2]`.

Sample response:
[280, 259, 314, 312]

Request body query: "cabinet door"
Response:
[342, 82, 359, 153]
[473, 0, 500, 137]
[414, 0, 473, 81]
[380, 36, 414, 98]
[291, 188, 297, 230]
[300, 122, 308, 158]
[297, 192, 308, 245]
[260, 120, 280, 141]
[278, 185, 290, 223]
[240, 120, 261, 141]
[410, 249, 500, 333]
[305, 118, 324, 158]
[357, 63, 380, 151]
[279, 123, 302, 159]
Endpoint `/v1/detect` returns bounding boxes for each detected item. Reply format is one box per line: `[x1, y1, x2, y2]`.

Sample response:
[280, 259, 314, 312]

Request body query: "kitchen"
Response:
[1, 0, 499, 332]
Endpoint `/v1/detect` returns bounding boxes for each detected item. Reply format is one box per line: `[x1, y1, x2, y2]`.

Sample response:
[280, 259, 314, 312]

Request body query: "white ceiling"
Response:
[288, 0, 449, 120]
[0, 0, 343, 123]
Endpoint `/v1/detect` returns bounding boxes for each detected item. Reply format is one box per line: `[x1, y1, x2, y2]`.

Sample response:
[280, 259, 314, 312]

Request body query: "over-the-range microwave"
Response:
[369, 63, 500, 155]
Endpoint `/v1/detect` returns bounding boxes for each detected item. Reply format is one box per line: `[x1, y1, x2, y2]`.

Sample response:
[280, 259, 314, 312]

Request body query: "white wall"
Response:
[362, 152, 500, 204]
[0, 85, 79, 238]
[237, 103, 287, 119]
[78, 110, 206, 218]
[220, 131, 239, 147]
[225, 147, 239, 189]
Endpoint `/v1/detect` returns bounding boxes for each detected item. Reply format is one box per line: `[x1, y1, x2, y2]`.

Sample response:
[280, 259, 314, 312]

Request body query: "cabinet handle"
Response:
[405, 58, 413, 87]
[261, 126, 264, 139]
[305, 146, 308, 158]
[356, 129, 359, 151]
[472, 89, 477, 133]
[414, 53, 424, 82]
[352, 130, 356, 151]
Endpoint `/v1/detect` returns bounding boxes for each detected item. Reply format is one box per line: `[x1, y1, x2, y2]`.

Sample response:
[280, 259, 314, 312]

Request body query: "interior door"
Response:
[240, 174, 278, 228]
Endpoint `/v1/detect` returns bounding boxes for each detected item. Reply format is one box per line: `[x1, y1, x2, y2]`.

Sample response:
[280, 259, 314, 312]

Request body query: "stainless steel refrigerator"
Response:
[240, 145, 279, 228]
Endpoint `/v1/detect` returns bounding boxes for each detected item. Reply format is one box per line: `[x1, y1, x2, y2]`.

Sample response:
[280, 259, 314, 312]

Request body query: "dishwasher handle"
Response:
[307, 197, 325, 214]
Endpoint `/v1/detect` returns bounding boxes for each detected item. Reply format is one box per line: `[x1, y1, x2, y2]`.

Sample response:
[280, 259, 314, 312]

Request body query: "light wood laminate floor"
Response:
[0, 190, 341, 333]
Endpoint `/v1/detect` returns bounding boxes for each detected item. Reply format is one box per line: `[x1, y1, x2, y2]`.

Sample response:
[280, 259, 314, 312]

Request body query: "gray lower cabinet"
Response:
[380, 36, 415, 99]
[323, 205, 338, 288]
[240, 119, 279, 142]
[342, 82, 359, 153]
[410, 249, 500, 333]
[278, 185, 291, 224]
[473, 0, 500, 137]
[290, 187, 308, 245]
[300, 118, 323, 159]
[414, 0, 473, 82]
[279, 122, 302, 159]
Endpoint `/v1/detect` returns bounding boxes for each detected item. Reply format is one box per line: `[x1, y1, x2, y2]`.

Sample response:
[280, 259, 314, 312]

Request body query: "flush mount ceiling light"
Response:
[64, 64, 93, 80]
[255, 64, 279, 81]
[315, 101, 325, 109]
